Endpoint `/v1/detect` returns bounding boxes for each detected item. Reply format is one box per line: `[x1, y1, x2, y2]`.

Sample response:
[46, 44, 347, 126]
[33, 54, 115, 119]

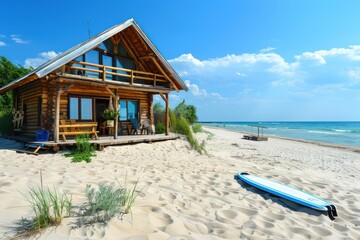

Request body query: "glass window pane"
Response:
[115, 57, 129, 82]
[120, 101, 127, 121]
[85, 50, 99, 78]
[128, 101, 138, 120]
[81, 98, 92, 120]
[69, 97, 79, 120]
[99, 39, 114, 53]
[103, 54, 113, 80]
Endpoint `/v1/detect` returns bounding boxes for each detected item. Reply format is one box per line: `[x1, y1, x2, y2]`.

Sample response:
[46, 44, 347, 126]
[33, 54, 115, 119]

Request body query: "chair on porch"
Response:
[119, 121, 129, 135]
[23, 130, 50, 155]
[130, 118, 141, 135]
[141, 118, 153, 135]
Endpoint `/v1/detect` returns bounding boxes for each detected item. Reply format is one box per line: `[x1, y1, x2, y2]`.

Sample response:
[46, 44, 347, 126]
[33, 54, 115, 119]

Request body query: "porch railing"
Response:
[66, 61, 169, 88]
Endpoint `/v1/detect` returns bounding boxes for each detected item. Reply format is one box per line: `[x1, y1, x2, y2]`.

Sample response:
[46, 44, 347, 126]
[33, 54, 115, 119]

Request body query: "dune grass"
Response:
[64, 134, 96, 163]
[22, 186, 72, 231]
[84, 178, 141, 223]
[192, 123, 203, 133]
[170, 111, 206, 154]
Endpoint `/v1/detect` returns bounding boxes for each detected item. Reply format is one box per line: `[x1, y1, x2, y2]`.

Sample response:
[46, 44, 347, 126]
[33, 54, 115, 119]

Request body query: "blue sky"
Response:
[1, 0, 360, 121]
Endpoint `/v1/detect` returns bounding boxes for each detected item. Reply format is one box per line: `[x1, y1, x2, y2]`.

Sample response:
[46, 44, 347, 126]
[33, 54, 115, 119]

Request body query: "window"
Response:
[119, 100, 138, 121]
[69, 96, 93, 120]
[84, 50, 100, 78]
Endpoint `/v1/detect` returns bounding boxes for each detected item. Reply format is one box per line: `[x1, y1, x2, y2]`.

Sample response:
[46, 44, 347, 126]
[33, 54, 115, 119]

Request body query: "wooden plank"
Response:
[15, 149, 39, 156]
[151, 57, 179, 91]
[54, 83, 60, 143]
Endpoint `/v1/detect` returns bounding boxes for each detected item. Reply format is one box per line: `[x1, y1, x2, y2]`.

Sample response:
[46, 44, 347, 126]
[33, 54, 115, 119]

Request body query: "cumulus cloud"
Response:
[296, 45, 360, 64]
[11, 34, 30, 44]
[184, 80, 207, 97]
[168, 45, 360, 120]
[24, 51, 60, 68]
[0, 41, 5, 47]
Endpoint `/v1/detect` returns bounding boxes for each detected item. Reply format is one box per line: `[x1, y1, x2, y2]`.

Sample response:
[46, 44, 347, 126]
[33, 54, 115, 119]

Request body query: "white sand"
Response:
[0, 127, 359, 239]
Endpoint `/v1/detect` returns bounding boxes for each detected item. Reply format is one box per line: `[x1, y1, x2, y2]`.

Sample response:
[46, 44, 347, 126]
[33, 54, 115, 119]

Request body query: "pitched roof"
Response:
[0, 18, 188, 93]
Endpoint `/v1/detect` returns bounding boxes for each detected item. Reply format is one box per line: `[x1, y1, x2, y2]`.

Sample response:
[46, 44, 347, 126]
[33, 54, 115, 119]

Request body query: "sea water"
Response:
[202, 122, 360, 147]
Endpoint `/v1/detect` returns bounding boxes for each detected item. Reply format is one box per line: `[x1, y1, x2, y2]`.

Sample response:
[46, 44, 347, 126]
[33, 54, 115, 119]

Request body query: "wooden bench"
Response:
[59, 121, 99, 141]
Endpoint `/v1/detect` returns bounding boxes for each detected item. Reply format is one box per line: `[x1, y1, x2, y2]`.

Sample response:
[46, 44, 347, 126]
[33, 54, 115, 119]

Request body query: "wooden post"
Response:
[54, 83, 73, 143]
[114, 89, 119, 139]
[148, 93, 154, 127]
[102, 66, 106, 81]
[165, 93, 169, 135]
[159, 93, 169, 135]
[54, 83, 60, 143]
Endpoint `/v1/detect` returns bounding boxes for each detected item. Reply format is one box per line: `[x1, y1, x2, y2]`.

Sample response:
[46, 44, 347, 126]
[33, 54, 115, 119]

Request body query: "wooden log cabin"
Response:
[0, 19, 188, 142]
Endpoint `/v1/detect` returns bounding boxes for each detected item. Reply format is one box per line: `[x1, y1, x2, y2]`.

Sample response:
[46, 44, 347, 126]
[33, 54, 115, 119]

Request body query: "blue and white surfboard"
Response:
[236, 172, 338, 220]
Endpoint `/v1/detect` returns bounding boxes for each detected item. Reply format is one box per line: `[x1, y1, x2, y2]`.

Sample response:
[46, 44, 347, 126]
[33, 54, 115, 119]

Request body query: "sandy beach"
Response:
[0, 126, 359, 239]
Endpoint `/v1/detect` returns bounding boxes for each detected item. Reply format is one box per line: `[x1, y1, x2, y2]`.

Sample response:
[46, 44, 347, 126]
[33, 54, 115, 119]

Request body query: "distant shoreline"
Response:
[203, 125, 360, 153]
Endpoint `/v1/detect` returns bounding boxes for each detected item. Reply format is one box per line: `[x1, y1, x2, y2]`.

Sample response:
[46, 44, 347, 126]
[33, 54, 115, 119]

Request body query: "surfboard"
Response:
[236, 172, 338, 220]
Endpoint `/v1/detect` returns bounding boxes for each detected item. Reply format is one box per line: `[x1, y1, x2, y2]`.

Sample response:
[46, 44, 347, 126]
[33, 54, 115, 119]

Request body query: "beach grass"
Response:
[192, 123, 203, 133]
[65, 134, 96, 163]
[84, 179, 141, 222]
[170, 111, 206, 154]
[22, 186, 72, 230]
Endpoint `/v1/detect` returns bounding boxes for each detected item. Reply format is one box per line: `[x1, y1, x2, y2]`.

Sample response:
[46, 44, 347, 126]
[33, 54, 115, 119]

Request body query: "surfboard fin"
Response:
[326, 205, 338, 220]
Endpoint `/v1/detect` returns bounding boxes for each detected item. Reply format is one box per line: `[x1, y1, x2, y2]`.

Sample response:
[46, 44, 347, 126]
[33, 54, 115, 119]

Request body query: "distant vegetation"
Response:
[154, 100, 206, 154]
[0, 56, 33, 135]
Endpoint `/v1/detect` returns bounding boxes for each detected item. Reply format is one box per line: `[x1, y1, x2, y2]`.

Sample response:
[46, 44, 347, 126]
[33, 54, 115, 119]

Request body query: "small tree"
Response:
[174, 100, 198, 125]
[0, 56, 33, 110]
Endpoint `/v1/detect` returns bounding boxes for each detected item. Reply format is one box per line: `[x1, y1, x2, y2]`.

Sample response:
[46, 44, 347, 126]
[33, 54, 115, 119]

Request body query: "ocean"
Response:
[201, 122, 360, 147]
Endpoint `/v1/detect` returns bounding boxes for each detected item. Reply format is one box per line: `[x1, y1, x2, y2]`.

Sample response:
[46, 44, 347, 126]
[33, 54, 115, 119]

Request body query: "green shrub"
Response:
[85, 184, 125, 222]
[64, 134, 96, 163]
[192, 123, 202, 133]
[22, 186, 72, 230]
[170, 115, 206, 154]
[174, 100, 198, 124]
[0, 109, 13, 136]
[85, 180, 141, 222]
[155, 122, 165, 134]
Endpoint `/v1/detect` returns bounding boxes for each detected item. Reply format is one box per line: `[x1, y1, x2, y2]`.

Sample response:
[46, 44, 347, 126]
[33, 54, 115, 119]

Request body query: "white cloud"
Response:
[24, 51, 60, 68]
[169, 53, 204, 67]
[236, 72, 246, 77]
[169, 45, 360, 120]
[259, 47, 275, 53]
[0, 41, 5, 47]
[184, 80, 207, 97]
[296, 45, 360, 64]
[210, 92, 227, 101]
[11, 34, 30, 44]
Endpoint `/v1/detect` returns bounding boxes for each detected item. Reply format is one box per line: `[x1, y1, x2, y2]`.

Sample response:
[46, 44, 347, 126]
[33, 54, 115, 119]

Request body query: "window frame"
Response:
[119, 99, 139, 121]
[68, 95, 94, 121]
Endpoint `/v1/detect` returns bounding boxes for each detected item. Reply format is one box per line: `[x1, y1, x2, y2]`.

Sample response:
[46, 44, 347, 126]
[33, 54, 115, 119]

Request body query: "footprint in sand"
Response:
[148, 207, 173, 228]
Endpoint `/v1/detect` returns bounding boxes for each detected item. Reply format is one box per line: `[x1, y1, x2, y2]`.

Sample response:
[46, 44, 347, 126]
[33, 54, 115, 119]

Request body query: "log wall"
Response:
[15, 77, 155, 139]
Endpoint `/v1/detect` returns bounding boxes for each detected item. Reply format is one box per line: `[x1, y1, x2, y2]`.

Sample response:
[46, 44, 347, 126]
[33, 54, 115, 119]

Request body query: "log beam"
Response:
[54, 83, 74, 143]
[114, 89, 119, 139]
[151, 57, 179, 91]
[160, 93, 169, 135]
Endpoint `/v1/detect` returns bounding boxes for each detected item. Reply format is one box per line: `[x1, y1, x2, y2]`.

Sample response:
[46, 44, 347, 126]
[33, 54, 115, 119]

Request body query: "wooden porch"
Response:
[26, 133, 179, 152]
